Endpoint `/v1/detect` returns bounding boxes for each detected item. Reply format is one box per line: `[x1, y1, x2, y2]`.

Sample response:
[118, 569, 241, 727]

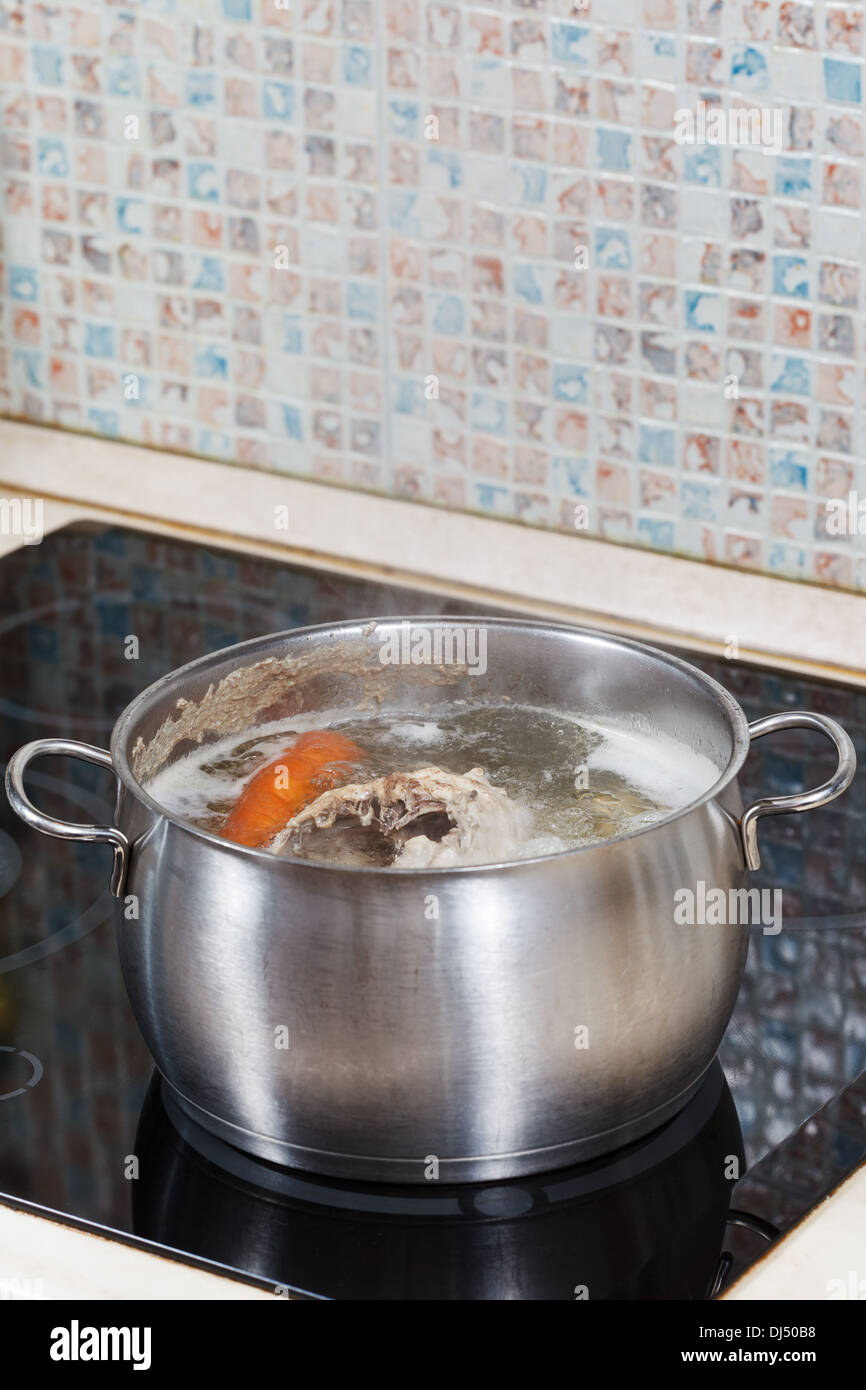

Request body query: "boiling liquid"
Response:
[146, 703, 721, 865]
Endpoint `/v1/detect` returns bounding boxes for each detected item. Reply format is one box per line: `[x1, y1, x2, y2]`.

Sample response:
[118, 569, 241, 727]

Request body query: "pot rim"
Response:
[110, 616, 752, 876]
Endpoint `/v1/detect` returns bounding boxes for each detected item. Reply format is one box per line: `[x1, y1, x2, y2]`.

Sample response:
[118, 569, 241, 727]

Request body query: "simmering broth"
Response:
[146, 702, 721, 866]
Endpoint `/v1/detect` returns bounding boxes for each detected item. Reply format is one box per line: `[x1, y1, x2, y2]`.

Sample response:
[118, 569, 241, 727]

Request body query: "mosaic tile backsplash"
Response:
[1, 1, 866, 590]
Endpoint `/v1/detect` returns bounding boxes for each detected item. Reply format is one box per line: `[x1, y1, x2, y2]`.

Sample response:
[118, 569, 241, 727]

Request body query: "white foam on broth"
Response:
[144, 702, 723, 865]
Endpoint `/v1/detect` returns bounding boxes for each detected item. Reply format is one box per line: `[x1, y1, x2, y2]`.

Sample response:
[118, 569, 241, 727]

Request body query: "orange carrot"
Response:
[220, 730, 364, 848]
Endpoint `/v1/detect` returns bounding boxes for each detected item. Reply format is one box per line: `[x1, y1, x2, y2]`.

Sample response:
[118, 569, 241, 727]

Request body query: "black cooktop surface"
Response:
[1, 524, 864, 1299]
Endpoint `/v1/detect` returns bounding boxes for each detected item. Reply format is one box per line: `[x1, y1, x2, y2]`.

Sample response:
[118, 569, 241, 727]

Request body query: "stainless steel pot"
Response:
[5, 619, 856, 1183]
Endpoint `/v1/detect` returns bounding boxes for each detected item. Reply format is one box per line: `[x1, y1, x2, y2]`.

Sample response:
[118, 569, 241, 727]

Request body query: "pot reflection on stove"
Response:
[132, 1061, 743, 1300]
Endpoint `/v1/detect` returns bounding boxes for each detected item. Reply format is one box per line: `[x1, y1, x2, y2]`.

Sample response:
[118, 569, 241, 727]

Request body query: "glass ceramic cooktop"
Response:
[0, 524, 864, 1299]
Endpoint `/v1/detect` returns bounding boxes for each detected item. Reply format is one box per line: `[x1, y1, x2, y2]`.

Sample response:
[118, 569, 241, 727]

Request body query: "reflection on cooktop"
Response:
[0, 523, 864, 1298]
[133, 1063, 742, 1300]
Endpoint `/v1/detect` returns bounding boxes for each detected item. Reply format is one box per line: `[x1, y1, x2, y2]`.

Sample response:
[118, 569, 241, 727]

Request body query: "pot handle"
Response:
[5, 739, 129, 899]
[741, 712, 856, 871]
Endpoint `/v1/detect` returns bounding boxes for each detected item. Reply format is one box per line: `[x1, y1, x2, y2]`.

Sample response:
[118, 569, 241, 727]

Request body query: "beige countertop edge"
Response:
[0, 418, 864, 1301]
[724, 1158, 866, 1301]
[1, 418, 865, 682]
[0, 1203, 275, 1301]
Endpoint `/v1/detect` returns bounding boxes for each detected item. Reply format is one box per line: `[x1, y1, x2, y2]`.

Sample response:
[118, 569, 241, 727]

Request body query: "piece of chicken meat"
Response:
[268, 765, 528, 867]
